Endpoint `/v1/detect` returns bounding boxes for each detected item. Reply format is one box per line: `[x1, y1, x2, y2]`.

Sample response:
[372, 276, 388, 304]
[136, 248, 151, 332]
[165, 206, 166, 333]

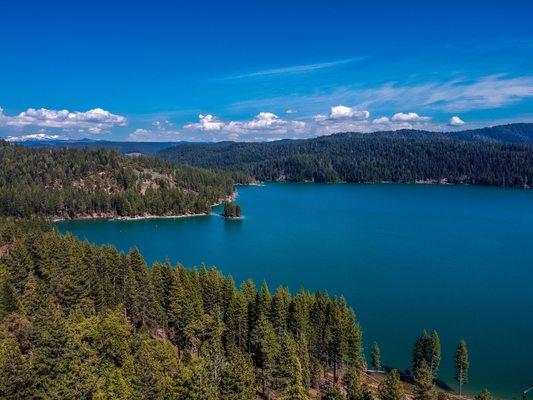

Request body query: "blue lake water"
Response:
[56, 183, 533, 398]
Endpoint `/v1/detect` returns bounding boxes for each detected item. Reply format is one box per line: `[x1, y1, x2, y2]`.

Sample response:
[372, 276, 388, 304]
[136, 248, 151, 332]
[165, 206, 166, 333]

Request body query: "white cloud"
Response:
[329, 105, 370, 120]
[129, 128, 182, 142]
[4, 133, 65, 142]
[152, 120, 174, 129]
[372, 117, 390, 124]
[286, 109, 297, 114]
[165, 111, 307, 142]
[312, 114, 327, 122]
[449, 116, 465, 126]
[184, 114, 225, 131]
[391, 112, 431, 122]
[0, 107, 126, 133]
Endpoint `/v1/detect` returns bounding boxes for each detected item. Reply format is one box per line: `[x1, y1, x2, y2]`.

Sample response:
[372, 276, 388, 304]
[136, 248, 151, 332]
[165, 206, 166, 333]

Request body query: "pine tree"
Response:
[219, 346, 257, 400]
[0, 336, 30, 400]
[429, 331, 441, 378]
[371, 341, 381, 372]
[296, 333, 311, 389]
[323, 384, 346, 400]
[325, 301, 344, 382]
[413, 360, 436, 400]
[454, 340, 469, 396]
[412, 330, 430, 372]
[359, 384, 374, 400]
[0, 273, 20, 318]
[250, 313, 279, 397]
[378, 370, 404, 400]
[345, 365, 361, 400]
[474, 389, 491, 400]
[132, 334, 181, 399]
[413, 330, 440, 378]
[188, 360, 219, 400]
[274, 332, 308, 399]
[271, 286, 290, 335]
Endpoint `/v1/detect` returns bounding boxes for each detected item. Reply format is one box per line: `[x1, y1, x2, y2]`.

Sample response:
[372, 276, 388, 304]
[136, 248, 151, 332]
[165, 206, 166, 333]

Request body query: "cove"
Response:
[56, 183, 533, 398]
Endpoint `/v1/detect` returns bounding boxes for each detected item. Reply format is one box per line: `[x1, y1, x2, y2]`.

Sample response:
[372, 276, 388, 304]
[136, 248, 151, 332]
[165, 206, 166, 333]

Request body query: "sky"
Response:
[0, 0, 532, 142]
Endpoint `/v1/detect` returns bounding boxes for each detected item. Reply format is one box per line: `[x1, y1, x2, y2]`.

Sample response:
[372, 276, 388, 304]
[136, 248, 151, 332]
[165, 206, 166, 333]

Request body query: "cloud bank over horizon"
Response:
[2, 102, 531, 142]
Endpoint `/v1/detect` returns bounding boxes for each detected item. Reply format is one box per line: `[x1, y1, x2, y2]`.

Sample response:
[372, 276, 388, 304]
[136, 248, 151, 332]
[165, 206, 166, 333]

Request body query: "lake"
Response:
[56, 183, 533, 398]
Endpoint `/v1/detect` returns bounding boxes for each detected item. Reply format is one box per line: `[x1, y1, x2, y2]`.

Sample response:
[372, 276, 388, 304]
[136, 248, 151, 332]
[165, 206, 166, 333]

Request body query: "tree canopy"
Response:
[0, 141, 234, 219]
[0, 218, 362, 399]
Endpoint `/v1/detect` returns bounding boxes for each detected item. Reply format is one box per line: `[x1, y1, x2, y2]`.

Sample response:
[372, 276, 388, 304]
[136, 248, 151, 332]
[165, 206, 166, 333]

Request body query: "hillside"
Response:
[17, 139, 176, 156]
[0, 141, 234, 219]
[156, 124, 533, 187]
[0, 218, 361, 399]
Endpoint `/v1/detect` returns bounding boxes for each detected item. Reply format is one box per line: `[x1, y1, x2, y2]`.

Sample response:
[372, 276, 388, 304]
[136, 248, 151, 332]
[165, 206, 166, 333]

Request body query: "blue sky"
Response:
[0, 0, 532, 142]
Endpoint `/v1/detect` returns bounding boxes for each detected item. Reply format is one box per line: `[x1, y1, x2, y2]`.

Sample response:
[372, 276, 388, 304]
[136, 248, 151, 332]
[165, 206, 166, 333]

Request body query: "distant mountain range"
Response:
[9, 123, 533, 156]
[7, 122, 533, 188]
[15, 138, 177, 156]
[153, 123, 533, 187]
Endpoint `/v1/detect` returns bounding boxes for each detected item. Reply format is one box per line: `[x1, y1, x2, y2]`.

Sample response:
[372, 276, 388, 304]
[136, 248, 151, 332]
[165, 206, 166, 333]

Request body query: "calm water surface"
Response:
[57, 184, 533, 398]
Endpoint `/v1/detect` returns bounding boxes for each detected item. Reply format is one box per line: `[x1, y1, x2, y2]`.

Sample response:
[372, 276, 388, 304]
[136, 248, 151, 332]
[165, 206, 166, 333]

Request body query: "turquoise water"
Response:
[56, 183, 533, 398]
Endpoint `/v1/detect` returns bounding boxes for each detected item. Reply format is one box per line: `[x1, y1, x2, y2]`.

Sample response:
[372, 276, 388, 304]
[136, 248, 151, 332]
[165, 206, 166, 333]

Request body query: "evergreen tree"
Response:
[274, 332, 308, 399]
[0, 336, 30, 400]
[413, 360, 436, 400]
[429, 331, 441, 378]
[345, 366, 361, 400]
[371, 341, 381, 372]
[474, 389, 492, 400]
[250, 313, 279, 397]
[219, 346, 257, 400]
[378, 370, 404, 400]
[412, 330, 440, 378]
[323, 384, 346, 400]
[454, 340, 469, 396]
[188, 360, 219, 400]
[0, 273, 20, 318]
[359, 384, 374, 400]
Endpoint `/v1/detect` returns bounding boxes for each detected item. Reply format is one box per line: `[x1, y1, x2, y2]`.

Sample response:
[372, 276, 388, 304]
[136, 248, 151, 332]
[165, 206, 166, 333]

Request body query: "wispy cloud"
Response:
[228, 73, 533, 116]
[218, 57, 365, 81]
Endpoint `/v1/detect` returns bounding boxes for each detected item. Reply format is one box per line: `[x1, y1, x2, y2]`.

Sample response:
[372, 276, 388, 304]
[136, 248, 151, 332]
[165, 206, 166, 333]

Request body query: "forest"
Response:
[0, 218, 361, 399]
[0, 141, 234, 219]
[0, 218, 487, 400]
[156, 124, 533, 187]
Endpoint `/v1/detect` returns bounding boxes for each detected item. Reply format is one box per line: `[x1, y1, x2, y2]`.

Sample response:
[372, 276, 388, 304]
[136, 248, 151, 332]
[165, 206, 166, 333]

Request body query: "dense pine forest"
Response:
[0, 219, 489, 400]
[0, 141, 234, 219]
[0, 218, 362, 399]
[156, 124, 533, 187]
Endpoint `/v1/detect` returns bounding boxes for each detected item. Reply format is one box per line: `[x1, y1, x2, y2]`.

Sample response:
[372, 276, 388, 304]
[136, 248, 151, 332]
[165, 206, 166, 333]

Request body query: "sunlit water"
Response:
[57, 183, 533, 398]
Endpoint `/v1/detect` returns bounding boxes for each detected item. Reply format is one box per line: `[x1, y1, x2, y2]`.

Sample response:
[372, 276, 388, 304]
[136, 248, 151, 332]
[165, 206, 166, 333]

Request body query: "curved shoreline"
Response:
[52, 190, 239, 222]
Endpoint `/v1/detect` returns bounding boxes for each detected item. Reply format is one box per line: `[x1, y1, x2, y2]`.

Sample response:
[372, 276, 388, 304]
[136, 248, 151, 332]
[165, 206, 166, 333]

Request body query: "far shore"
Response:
[52, 191, 240, 223]
[52, 212, 211, 223]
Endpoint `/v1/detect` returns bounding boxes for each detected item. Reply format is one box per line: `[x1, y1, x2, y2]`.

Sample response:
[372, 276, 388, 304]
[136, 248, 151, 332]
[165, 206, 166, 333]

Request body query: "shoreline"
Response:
[52, 212, 211, 223]
[242, 179, 531, 189]
[53, 190, 240, 222]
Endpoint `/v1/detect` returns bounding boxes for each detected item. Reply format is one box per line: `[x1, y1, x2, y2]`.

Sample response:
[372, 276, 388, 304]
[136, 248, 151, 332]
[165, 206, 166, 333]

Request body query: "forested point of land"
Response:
[0, 141, 234, 219]
[156, 124, 533, 187]
[0, 218, 361, 399]
[222, 202, 243, 218]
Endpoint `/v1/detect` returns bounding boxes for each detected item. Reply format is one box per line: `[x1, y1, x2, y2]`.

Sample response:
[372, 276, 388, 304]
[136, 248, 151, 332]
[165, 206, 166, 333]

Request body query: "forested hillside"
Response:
[0, 141, 234, 219]
[20, 139, 176, 156]
[157, 126, 533, 187]
[0, 219, 362, 399]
